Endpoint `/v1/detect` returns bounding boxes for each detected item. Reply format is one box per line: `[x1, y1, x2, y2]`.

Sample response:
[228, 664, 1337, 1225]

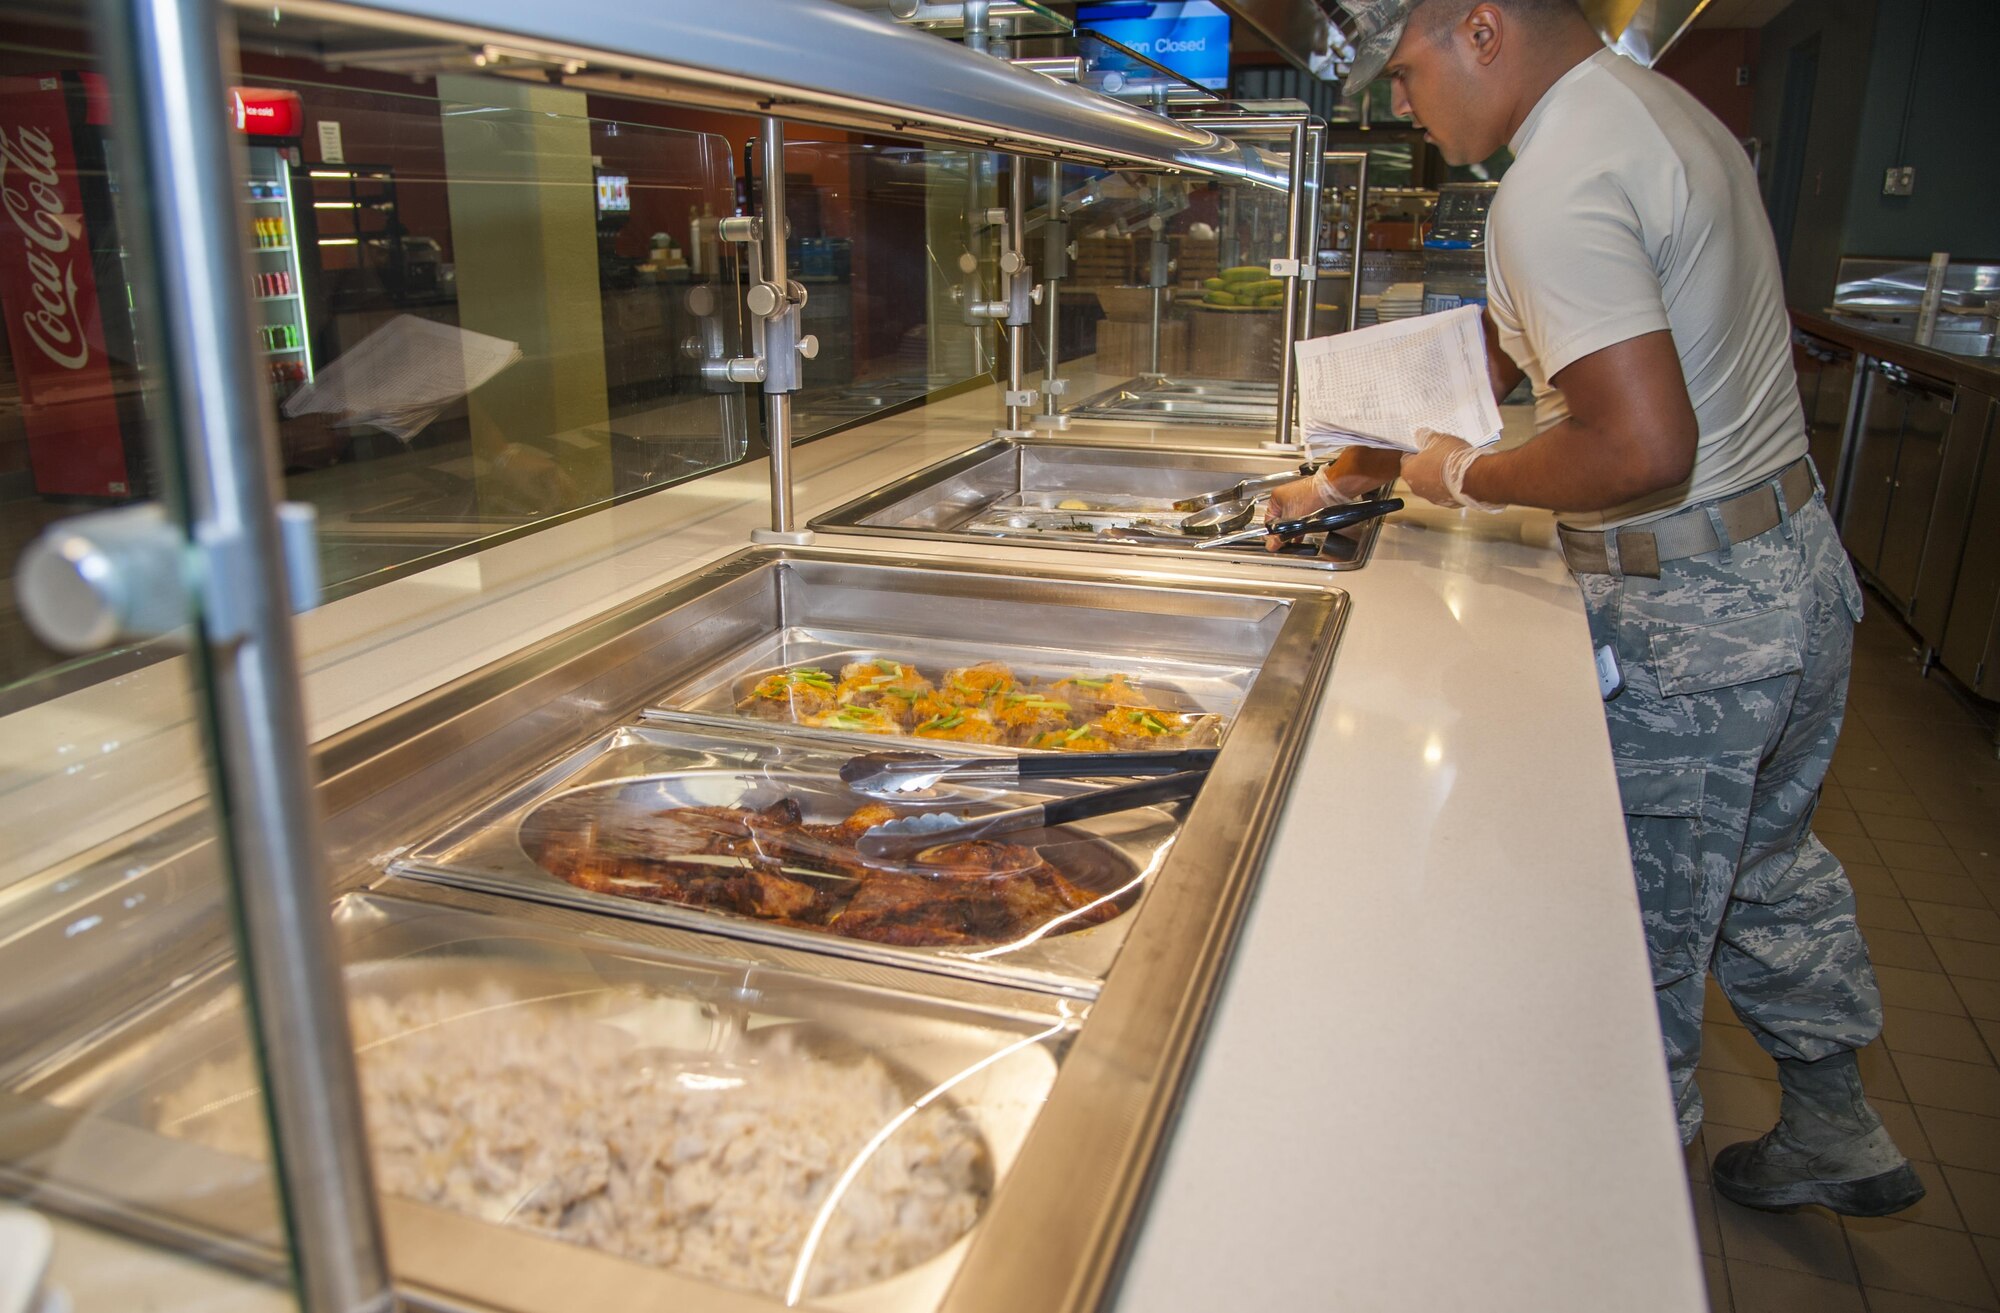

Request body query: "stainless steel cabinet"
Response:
[1840, 360, 1960, 617]
[1842, 361, 1908, 575]
[1795, 331, 1858, 512]
[1913, 391, 1997, 650]
[1876, 373, 1958, 611]
[1941, 401, 2000, 698]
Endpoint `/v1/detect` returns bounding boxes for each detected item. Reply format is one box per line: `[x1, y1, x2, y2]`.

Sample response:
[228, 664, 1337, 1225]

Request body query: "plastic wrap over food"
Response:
[712, 653, 1234, 752]
[29, 897, 1074, 1308]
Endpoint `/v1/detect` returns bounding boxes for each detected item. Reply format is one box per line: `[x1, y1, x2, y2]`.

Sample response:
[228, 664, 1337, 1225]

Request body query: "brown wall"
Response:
[1656, 28, 1761, 138]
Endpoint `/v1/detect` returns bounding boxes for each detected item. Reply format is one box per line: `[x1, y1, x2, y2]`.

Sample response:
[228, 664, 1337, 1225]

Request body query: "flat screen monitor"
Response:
[596, 174, 631, 213]
[1075, 1, 1232, 91]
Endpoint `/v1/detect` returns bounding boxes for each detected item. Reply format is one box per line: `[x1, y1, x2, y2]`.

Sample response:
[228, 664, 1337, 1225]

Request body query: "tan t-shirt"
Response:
[1485, 48, 1806, 530]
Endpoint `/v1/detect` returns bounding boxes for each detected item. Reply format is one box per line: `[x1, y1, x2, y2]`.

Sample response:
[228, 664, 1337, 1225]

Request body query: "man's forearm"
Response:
[1460, 418, 1688, 513]
[1332, 445, 1404, 488]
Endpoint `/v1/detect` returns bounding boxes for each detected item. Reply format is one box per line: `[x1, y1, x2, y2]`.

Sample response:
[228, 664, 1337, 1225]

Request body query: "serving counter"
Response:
[5, 371, 1703, 1311]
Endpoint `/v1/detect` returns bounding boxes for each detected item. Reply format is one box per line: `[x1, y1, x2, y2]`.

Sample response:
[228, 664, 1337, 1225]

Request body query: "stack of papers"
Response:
[283, 314, 522, 443]
[1292, 304, 1503, 455]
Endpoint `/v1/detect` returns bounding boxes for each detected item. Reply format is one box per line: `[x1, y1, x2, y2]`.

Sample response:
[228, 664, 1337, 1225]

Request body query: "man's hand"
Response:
[1400, 429, 1470, 507]
[1262, 456, 1387, 551]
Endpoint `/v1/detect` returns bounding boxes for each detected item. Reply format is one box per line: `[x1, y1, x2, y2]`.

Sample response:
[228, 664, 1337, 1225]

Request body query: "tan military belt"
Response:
[1558, 458, 1816, 578]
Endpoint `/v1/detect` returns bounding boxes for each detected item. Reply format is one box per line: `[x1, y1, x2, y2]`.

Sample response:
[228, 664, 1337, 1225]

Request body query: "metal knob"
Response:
[797, 334, 820, 359]
[16, 505, 185, 653]
[999, 250, 1024, 275]
[685, 284, 716, 317]
[745, 282, 782, 318]
[1029, 283, 1044, 305]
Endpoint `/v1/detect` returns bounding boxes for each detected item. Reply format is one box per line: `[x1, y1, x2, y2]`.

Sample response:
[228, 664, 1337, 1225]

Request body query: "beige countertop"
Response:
[4, 371, 1703, 1311]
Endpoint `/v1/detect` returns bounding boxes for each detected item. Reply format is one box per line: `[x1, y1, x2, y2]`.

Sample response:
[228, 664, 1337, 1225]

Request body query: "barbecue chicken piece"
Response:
[524, 797, 847, 923]
[524, 792, 1118, 947]
[832, 841, 1117, 945]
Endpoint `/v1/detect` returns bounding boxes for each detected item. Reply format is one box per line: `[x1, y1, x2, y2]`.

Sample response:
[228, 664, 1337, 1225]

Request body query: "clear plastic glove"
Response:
[1262, 462, 1377, 552]
[1399, 427, 1466, 507]
[1400, 428, 1503, 512]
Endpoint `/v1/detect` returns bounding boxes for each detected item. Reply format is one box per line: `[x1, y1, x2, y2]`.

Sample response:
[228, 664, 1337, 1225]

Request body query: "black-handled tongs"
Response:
[856, 770, 1209, 861]
[1193, 496, 1403, 550]
[840, 747, 1218, 797]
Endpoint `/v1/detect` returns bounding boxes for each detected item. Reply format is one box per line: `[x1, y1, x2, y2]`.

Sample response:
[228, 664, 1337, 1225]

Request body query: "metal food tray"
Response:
[393, 723, 1183, 998]
[13, 892, 1074, 1313]
[811, 438, 1386, 571]
[656, 634, 1244, 748]
[1066, 376, 1280, 427]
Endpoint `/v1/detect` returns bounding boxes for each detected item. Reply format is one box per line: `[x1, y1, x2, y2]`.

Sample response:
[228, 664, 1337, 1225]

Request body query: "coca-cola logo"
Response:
[0, 122, 90, 371]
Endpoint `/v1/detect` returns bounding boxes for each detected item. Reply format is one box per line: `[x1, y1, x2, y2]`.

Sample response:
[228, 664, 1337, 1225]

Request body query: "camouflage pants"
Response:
[1575, 483, 1880, 1144]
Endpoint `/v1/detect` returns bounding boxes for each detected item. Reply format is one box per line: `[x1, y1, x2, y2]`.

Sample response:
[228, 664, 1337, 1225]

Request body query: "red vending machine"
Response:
[0, 77, 319, 499]
[0, 70, 148, 499]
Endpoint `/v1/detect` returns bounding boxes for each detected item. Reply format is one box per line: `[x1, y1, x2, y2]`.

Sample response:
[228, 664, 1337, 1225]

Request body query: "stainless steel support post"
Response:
[1346, 150, 1371, 335]
[1296, 124, 1324, 342]
[1268, 118, 1309, 451]
[90, 0, 394, 1308]
[1034, 159, 1070, 429]
[752, 116, 814, 546]
[996, 158, 1035, 438]
[1147, 285, 1164, 375]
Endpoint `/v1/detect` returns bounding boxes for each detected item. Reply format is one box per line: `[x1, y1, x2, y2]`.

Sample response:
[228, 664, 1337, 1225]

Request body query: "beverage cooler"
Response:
[230, 87, 320, 409]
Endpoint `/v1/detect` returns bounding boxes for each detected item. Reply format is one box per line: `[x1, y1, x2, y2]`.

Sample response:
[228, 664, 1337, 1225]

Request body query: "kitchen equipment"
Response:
[1178, 500, 1258, 535]
[841, 748, 1219, 798]
[19, 891, 1074, 1313]
[400, 721, 1180, 996]
[811, 440, 1394, 571]
[1172, 464, 1318, 512]
[1193, 497, 1403, 550]
[1065, 376, 1281, 428]
[1095, 523, 1187, 543]
[1094, 500, 1252, 541]
[858, 771, 1209, 861]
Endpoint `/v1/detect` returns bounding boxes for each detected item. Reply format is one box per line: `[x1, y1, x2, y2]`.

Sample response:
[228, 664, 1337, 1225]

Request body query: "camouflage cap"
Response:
[1336, 0, 1420, 97]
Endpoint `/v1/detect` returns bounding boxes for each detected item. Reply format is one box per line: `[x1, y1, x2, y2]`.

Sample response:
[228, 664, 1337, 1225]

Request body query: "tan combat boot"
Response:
[1711, 1050, 1925, 1217]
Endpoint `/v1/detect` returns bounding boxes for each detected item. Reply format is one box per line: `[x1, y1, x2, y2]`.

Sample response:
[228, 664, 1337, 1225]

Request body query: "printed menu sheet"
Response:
[1292, 304, 1503, 454]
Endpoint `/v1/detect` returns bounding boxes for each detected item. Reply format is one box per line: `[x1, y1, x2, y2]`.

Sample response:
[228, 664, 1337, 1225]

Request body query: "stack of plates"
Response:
[1378, 283, 1425, 322]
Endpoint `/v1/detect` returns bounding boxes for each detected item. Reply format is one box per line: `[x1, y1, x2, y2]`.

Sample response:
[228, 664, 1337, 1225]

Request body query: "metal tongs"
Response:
[841, 747, 1218, 797]
[1172, 462, 1322, 512]
[856, 770, 1209, 861]
[1194, 496, 1404, 550]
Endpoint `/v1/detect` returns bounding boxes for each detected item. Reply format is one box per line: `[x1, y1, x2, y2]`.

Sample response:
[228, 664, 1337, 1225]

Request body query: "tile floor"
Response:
[1690, 589, 2000, 1313]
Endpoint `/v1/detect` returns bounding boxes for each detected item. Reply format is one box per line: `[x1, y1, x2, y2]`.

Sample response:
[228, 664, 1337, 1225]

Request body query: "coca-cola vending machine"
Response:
[0, 77, 321, 499]
[0, 70, 148, 499]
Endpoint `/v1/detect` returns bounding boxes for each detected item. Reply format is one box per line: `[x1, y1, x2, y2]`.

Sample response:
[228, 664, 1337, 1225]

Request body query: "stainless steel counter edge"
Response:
[1793, 308, 2000, 394]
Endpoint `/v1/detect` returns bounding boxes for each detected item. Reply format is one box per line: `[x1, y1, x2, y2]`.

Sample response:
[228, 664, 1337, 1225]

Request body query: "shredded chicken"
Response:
[154, 984, 988, 1299]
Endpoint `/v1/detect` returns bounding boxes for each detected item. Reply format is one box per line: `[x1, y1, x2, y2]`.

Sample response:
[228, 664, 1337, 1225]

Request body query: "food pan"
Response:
[392, 723, 1183, 997]
[663, 641, 1236, 750]
[810, 438, 1386, 571]
[14, 892, 1074, 1313]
